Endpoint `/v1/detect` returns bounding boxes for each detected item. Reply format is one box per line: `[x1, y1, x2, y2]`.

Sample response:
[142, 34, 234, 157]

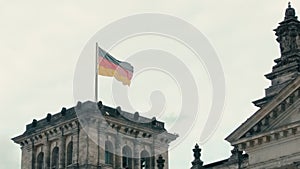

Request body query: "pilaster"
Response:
[43, 134, 50, 169]
[72, 123, 80, 167]
[21, 143, 32, 169]
[133, 139, 140, 169]
[59, 133, 66, 169]
[115, 132, 122, 169]
[31, 138, 36, 169]
[98, 122, 106, 165]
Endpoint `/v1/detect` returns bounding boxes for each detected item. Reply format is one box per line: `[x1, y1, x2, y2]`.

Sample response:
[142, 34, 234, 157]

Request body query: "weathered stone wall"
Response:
[21, 144, 32, 169]
[247, 136, 300, 168]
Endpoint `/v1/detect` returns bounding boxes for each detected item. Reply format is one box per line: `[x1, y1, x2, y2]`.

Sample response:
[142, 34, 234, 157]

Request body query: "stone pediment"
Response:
[263, 100, 300, 132]
[226, 77, 300, 146]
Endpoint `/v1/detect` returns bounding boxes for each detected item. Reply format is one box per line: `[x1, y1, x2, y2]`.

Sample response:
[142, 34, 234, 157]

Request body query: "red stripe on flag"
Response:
[99, 57, 133, 80]
[99, 57, 118, 70]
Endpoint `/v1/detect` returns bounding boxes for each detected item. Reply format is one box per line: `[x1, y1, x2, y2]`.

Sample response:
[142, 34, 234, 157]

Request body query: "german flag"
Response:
[98, 47, 134, 86]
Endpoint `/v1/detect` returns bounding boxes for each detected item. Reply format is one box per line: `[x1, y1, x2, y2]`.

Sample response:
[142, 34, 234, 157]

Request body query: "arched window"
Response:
[66, 141, 73, 166]
[140, 150, 150, 169]
[51, 147, 59, 169]
[122, 146, 132, 169]
[37, 152, 44, 169]
[105, 141, 113, 165]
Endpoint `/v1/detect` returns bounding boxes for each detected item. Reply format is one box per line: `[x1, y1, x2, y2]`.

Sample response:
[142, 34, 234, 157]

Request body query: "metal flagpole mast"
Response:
[95, 42, 98, 102]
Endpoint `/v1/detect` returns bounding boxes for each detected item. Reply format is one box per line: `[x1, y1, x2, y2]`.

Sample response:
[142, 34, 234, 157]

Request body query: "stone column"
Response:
[87, 121, 99, 167]
[133, 139, 140, 169]
[98, 122, 106, 165]
[43, 134, 51, 169]
[72, 124, 80, 167]
[79, 125, 89, 166]
[59, 134, 66, 169]
[21, 144, 32, 169]
[151, 140, 156, 169]
[31, 138, 36, 169]
[115, 132, 122, 169]
[97, 121, 100, 167]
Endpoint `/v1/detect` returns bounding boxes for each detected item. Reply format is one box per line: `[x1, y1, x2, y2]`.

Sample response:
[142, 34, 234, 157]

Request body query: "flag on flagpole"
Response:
[97, 46, 134, 86]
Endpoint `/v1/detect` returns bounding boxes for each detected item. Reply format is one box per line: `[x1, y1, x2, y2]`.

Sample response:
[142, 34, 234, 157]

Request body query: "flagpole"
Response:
[95, 42, 98, 102]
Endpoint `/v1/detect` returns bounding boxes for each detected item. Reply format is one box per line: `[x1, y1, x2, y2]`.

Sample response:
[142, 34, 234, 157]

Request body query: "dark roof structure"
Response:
[12, 101, 174, 145]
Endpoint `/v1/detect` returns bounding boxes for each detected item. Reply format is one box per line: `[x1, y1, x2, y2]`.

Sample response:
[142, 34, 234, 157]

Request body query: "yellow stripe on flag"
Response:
[98, 66, 131, 85]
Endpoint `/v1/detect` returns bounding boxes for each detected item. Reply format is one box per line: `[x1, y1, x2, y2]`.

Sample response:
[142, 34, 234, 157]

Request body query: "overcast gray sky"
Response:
[1, 0, 298, 169]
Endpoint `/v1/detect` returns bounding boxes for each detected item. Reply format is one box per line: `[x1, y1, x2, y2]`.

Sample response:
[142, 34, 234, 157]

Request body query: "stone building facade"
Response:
[12, 101, 177, 169]
[190, 3, 300, 169]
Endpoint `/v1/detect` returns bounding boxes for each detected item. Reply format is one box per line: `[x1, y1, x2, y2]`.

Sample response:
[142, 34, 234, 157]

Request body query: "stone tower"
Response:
[12, 101, 177, 169]
[225, 3, 300, 168]
[191, 3, 300, 169]
[253, 2, 300, 107]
